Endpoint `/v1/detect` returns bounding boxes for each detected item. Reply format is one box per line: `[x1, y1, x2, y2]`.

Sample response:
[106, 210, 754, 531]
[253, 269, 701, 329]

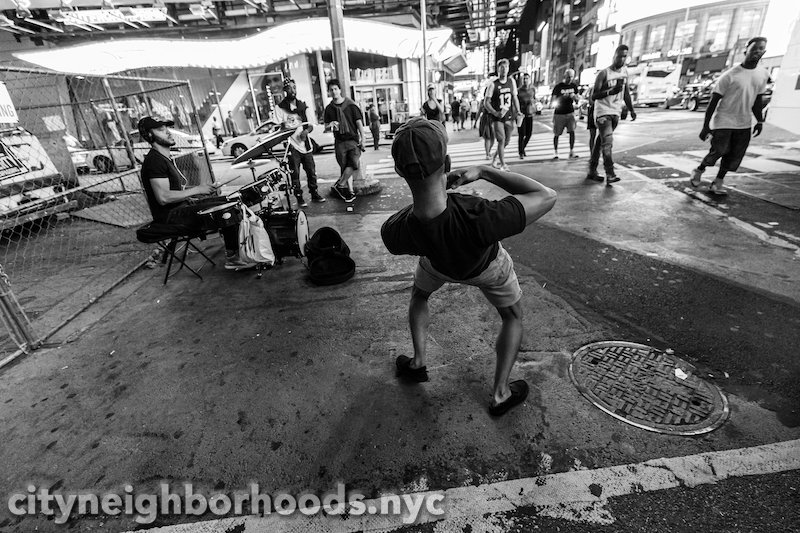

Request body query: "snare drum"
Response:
[236, 177, 275, 207]
[263, 210, 309, 260]
[197, 201, 242, 231]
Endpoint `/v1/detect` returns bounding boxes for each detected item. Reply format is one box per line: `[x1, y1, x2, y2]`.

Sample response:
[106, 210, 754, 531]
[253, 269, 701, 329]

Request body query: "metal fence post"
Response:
[0, 264, 40, 355]
[101, 78, 138, 169]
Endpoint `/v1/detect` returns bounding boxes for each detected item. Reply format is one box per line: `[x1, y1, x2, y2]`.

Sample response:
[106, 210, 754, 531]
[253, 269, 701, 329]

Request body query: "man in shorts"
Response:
[691, 37, 769, 195]
[323, 78, 363, 202]
[381, 117, 557, 416]
[484, 58, 522, 171]
[551, 69, 580, 159]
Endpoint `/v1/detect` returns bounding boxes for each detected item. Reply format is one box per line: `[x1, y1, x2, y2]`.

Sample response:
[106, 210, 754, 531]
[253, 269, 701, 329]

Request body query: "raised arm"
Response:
[447, 165, 557, 225]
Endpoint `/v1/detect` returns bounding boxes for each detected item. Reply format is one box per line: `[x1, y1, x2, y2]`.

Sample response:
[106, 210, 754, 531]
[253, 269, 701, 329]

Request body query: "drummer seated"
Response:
[138, 116, 253, 270]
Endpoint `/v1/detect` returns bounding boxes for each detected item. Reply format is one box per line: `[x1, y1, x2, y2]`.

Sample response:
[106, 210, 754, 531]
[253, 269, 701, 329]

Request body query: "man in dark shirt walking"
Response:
[381, 117, 557, 416]
[138, 116, 251, 270]
[323, 78, 363, 203]
[551, 69, 580, 159]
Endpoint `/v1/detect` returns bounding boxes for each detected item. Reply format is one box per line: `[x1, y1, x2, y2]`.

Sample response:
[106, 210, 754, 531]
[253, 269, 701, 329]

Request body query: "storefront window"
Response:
[632, 32, 643, 60]
[738, 9, 761, 40]
[704, 14, 731, 53]
[671, 20, 697, 53]
[649, 24, 666, 52]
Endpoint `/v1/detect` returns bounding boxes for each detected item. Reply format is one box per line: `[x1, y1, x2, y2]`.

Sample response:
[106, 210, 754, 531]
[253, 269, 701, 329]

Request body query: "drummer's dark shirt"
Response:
[141, 149, 186, 223]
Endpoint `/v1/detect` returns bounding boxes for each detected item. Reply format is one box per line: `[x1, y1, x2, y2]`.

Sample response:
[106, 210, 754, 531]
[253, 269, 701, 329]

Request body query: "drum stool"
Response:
[136, 222, 216, 285]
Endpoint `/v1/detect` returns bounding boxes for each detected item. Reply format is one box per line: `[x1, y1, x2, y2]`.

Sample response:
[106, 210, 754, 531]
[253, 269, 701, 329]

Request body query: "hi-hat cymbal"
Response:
[231, 159, 272, 170]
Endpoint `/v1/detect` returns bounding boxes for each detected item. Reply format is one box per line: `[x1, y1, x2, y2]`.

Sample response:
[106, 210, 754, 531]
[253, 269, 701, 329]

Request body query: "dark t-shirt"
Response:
[381, 193, 526, 280]
[422, 100, 443, 121]
[552, 82, 579, 114]
[141, 149, 186, 223]
[518, 85, 535, 116]
[323, 98, 362, 142]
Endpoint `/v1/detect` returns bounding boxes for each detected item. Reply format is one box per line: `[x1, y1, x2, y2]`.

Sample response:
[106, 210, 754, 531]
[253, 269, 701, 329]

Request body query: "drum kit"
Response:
[197, 127, 310, 271]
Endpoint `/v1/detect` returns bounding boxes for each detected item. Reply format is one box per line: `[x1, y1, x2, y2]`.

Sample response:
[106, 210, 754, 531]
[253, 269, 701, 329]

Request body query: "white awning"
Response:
[15, 17, 454, 75]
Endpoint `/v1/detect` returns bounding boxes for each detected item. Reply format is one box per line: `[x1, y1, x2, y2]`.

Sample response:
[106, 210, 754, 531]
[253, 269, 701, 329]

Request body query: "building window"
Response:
[737, 8, 761, 40]
[671, 20, 697, 53]
[649, 24, 666, 52]
[704, 14, 731, 53]
[632, 31, 643, 60]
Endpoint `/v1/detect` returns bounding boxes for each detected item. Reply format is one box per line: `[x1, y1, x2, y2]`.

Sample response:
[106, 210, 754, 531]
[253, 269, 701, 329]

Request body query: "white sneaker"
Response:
[690, 168, 703, 188]
[491, 154, 501, 168]
[500, 164, 511, 172]
[708, 181, 729, 195]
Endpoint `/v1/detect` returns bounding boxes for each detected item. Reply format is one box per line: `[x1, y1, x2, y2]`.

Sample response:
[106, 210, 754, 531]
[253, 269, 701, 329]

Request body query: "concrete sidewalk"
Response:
[1, 198, 799, 532]
[1, 127, 800, 531]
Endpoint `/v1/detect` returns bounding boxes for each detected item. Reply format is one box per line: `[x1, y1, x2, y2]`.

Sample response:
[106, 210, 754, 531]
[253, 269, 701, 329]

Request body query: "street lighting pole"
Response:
[549, 0, 556, 85]
[327, 0, 351, 96]
[420, 0, 428, 111]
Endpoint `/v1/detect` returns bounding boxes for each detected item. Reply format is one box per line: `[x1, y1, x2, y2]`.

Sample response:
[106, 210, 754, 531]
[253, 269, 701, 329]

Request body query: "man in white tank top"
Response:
[586, 45, 636, 184]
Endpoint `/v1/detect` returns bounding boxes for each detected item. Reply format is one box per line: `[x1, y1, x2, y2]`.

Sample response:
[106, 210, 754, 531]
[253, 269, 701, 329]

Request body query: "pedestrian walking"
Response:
[691, 37, 770, 196]
[551, 69, 580, 159]
[459, 96, 469, 130]
[586, 45, 636, 184]
[586, 86, 597, 152]
[368, 104, 381, 150]
[517, 73, 535, 159]
[470, 96, 479, 128]
[323, 78, 363, 203]
[381, 117, 557, 416]
[484, 58, 522, 171]
[225, 110, 239, 137]
[422, 84, 445, 123]
[211, 117, 223, 149]
[450, 97, 461, 131]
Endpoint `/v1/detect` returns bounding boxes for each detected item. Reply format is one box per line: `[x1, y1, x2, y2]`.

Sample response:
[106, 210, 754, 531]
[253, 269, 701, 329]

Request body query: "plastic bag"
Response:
[239, 205, 275, 265]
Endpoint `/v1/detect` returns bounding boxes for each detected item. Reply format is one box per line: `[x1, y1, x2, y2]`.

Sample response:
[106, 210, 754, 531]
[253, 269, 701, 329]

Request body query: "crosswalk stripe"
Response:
[367, 138, 591, 176]
[637, 152, 800, 177]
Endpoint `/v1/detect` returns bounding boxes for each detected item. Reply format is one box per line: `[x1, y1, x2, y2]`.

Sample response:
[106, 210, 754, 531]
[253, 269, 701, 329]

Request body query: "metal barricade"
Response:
[0, 65, 213, 363]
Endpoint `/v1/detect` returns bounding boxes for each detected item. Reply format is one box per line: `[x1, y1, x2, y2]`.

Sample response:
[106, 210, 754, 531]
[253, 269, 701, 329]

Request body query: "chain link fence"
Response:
[0, 66, 214, 363]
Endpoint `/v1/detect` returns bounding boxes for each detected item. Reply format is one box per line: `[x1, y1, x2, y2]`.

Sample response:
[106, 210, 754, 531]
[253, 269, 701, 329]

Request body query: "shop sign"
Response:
[641, 52, 662, 61]
[667, 47, 693, 57]
[51, 7, 168, 26]
[0, 82, 19, 124]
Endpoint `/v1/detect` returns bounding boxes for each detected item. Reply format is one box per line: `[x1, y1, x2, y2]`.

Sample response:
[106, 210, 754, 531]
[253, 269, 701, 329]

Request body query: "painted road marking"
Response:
[131, 439, 800, 532]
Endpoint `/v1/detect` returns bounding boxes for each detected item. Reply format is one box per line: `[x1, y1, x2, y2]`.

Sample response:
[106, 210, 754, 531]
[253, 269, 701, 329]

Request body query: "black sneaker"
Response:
[334, 185, 356, 203]
[296, 195, 308, 208]
[606, 175, 621, 184]
[396, 355, 429, 383]
[586, 172, 604, 182]
[311, 193, 326, 203]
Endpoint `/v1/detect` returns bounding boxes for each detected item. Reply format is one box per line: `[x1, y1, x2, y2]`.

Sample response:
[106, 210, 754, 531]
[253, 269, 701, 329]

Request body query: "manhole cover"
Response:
[569, 341, 729, 435]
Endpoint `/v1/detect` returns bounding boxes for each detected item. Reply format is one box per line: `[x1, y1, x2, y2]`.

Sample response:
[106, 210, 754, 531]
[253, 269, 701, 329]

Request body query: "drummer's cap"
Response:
[137, 116, 175, 140]
[392, 117, 448, 181]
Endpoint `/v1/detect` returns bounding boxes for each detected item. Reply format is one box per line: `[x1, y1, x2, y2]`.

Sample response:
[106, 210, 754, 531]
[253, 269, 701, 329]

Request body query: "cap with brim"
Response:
[137, 116, 175, 137]
[391, 117, 448, 180]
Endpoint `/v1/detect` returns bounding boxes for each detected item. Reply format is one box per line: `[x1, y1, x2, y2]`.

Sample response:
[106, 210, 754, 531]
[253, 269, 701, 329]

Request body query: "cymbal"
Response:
[232, 128, 294, 165]
[231, 159, 272, 170]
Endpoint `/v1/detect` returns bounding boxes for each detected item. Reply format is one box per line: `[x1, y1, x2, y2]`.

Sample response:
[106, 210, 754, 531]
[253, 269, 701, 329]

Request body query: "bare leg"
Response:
[409, 286, 432, 368]
[492, 302, 523, 404]
[336, 166, 354, 191]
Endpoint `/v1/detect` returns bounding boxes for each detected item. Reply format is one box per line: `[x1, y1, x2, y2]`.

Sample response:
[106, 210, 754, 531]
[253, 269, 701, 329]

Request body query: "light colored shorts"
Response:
[414, 244, 522, 308]
[553, 113, 577, 135]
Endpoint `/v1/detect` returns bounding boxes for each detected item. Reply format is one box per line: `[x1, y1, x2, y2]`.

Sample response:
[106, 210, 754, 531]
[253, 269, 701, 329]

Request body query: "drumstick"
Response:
[213, 176, 242, 188]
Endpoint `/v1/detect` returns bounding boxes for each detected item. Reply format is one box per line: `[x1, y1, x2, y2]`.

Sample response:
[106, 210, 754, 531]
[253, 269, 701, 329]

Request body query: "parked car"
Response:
[221, 121, 334, 159]
[676, 82, 715, 112]
[66, 128, 215, 174]
[1, 126, 78, 231]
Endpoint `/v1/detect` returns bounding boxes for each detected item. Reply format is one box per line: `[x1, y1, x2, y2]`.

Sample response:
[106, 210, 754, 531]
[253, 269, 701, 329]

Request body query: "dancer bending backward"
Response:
[382, 117, 557, 416]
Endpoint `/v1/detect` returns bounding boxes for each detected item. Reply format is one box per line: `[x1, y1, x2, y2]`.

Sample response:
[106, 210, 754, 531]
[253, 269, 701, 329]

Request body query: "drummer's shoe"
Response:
[224, 253, 256, 270]
[296, 195, 309, 208]
[311, 192, 326, 203]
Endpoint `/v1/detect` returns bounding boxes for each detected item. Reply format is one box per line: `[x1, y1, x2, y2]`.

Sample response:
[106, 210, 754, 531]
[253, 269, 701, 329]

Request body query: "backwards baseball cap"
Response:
[137, 116, 174, 138]
[391, 117, 448, 180]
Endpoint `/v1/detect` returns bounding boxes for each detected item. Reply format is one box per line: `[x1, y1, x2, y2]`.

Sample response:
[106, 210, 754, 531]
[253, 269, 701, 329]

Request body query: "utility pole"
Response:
[326, 0, 351, 96]
[420, 0, 428, 108]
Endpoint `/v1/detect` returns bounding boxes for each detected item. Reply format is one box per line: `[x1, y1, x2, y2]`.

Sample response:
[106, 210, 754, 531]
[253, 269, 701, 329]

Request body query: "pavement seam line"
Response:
[135, 439, 800, 532]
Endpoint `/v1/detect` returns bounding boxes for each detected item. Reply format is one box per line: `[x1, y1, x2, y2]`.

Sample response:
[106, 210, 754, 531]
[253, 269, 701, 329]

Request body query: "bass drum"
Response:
[264, 210, 309, 260]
